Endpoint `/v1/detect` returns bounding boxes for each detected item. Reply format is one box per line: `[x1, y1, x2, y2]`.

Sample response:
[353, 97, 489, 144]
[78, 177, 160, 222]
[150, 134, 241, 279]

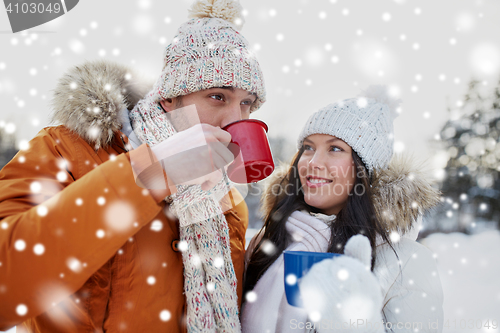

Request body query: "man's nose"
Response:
[220, 104, 243, 128]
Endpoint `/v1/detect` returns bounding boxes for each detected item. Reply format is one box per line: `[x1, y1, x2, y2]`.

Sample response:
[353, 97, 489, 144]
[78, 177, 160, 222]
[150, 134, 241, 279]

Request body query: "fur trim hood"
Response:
[50, 60, 153, 149]
[260, 156, 441, 235]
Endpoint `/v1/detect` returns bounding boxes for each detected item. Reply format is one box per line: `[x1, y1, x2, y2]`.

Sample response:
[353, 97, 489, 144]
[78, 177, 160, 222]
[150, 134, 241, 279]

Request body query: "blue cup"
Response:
[283, 250, 341, 307]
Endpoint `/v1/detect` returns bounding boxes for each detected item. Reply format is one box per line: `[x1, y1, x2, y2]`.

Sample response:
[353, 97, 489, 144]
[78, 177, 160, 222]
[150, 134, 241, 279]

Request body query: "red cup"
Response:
[222, 119, 274, 184]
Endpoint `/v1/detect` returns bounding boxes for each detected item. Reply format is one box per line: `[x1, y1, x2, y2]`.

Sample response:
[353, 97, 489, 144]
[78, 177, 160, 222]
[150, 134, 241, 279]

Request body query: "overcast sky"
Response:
[1, 0, 499, 168]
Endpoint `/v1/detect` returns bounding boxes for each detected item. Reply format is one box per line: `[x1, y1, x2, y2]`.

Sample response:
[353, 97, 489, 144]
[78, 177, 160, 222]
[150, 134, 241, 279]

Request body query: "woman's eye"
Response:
[330, 146, 342, 152]
[304, 145, 313, 151]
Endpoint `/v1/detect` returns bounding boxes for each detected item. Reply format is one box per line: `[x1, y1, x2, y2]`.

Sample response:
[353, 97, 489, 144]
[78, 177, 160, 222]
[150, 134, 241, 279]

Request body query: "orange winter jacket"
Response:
[0, 61, 249, 333]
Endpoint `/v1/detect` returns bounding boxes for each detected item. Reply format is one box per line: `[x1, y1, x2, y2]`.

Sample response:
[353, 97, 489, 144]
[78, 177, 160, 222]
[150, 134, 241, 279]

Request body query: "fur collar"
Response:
[50, 60, 153, 149]
[260, 156, 441, 234]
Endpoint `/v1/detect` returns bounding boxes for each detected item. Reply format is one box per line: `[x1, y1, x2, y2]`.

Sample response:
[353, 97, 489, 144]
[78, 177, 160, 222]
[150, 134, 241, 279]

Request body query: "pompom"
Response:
[361, 85, 401, 120]
[188, 0, 245, 29]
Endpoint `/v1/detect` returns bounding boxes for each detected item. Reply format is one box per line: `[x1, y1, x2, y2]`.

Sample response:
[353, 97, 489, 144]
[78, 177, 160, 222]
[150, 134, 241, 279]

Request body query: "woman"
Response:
[241, 86, 444, 333]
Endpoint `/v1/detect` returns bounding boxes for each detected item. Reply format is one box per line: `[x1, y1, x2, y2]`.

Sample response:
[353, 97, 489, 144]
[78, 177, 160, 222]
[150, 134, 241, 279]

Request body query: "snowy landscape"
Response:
[1, 0, 500, 332]
[422, 230, 500, 333]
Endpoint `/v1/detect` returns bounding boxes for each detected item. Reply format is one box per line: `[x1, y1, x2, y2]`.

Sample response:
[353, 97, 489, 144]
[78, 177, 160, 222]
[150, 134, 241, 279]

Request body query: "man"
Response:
[0, 0, 265, 332]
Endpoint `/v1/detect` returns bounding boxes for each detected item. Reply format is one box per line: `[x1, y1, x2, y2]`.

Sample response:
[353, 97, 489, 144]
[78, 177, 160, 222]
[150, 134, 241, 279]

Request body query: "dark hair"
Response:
[244, 146, 394, 295]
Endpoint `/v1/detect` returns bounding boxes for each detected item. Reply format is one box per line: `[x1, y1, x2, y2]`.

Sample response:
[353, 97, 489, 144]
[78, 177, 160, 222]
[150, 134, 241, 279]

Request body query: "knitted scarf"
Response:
[129, 93, 241, 333]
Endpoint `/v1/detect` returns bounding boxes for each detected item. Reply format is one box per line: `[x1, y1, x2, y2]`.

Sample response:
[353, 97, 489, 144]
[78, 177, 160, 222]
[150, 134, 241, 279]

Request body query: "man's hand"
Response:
[151, 124, 234, 191]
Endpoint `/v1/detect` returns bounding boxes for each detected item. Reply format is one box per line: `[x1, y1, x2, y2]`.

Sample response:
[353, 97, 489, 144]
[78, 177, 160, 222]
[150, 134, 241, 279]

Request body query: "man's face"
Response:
[160, 87, 257, 128]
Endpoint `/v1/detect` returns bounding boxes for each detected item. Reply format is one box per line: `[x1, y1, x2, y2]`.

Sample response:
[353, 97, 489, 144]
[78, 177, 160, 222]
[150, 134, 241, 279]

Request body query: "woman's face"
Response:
[298, 134, 356, 215]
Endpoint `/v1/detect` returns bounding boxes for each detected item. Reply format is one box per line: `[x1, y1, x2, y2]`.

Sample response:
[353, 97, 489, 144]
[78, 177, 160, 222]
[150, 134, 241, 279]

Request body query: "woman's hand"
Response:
[299, 235, 385, 332]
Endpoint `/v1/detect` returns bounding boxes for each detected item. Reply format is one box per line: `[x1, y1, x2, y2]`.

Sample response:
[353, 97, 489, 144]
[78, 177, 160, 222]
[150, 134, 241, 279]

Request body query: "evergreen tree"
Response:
[437, 79, 500, 231]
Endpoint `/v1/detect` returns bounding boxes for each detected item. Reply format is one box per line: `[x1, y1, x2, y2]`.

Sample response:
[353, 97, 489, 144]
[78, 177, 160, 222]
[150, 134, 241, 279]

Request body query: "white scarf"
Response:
[241, 211, 332, 333]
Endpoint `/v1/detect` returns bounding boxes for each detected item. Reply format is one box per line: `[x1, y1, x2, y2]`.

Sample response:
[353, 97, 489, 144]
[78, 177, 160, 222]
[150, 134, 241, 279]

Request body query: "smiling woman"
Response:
[241, 86, 444, 333]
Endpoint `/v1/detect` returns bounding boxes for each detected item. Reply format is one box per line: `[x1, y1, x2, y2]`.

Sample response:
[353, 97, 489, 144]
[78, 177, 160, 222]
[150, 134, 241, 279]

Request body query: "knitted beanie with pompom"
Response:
[153, 0, 266, 112]
[297, 85, 401, 175]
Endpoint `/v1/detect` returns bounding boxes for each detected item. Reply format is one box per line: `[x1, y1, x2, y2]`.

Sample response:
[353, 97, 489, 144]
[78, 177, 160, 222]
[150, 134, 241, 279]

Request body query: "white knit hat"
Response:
[152, 0, 266, 112]
[297, 85, 401, 175]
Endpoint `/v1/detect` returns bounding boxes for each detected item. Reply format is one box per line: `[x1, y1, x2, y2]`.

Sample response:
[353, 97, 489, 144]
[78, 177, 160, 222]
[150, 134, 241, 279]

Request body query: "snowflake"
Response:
[67, 257, 83, 273]
[56, 171, 67, 182]
[69, 39, 85, 54]
[97, 197, 106, 205]
[16, 304, 27, 316]
[213, 256, 224, 268]
[261, 240, 276, 255]
[471, 43, 500, 75]
[14, 239, 26, 251]
[177, 240, 188, 251]
[309, 311, 321, 322]
[285, 273, 297, 285]
[33, 243, 45, 255]
[37, 205, 48, 217]
[30, 181, 42, 193]
[390, 231, 401, 243]
[159, 310, 171, 322]
[337, 268, 349, 281]
[191, 254, 201, 267]
[394, 141, 405, 153]
[357, 98, 368, 108]
[245, 291, 257, 303]
[147, 276, 156, 285]
[150, 220, 163, 232]
[137, 0, 151, 10]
